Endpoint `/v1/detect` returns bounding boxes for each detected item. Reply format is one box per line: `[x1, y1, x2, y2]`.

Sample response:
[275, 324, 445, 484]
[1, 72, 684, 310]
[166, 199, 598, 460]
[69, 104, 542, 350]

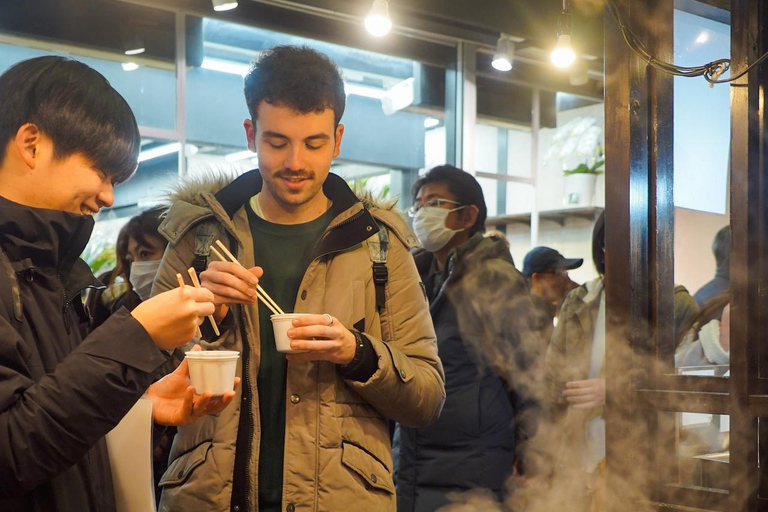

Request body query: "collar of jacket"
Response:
[162, 169, 382, 260]
[0, 194, 101, 293]
[414, 233, 515, 310]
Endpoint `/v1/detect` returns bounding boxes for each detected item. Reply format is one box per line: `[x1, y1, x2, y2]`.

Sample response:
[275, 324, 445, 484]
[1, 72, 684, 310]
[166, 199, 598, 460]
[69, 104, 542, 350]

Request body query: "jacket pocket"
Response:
[341, 441, 394, 495]
[158, 441, 212, 488]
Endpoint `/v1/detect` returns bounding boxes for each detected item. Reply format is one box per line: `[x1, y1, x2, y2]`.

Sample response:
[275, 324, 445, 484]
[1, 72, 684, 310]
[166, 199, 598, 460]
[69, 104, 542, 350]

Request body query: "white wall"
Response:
[674, 208, 729, 295]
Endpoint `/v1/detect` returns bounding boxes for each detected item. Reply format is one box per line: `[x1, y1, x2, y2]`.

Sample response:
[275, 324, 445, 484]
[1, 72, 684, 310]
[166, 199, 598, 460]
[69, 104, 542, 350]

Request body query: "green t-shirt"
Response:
[246, 202, 336, 512]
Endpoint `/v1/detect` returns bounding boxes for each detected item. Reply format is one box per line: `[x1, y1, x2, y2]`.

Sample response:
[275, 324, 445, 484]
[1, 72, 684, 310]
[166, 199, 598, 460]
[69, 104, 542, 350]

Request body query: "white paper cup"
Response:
[270, 313, 314, 353]
[184, 350, 239, 396]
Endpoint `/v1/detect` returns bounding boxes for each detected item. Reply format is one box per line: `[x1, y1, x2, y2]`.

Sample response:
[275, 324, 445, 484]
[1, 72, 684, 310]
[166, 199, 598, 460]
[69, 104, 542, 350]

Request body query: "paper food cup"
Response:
[184, 350, 239, 396]
[270, 313, 313, 354]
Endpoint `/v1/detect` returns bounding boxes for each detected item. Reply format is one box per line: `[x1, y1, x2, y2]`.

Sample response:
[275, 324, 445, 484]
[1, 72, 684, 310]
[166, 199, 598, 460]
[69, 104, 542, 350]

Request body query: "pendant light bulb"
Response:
[211, 0, 238, 12]
[551, 34, 576, 68]
[365, 0, 392, 37]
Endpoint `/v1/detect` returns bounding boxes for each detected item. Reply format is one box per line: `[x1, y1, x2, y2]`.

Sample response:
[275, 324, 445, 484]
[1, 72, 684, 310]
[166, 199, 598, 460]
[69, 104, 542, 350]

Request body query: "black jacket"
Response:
[394, 234, 543, 512]
[0, 196, 174, 512]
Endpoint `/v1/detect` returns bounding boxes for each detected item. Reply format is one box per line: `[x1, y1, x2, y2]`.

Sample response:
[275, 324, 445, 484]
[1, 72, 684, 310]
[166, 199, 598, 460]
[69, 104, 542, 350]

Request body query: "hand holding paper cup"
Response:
[271, 314, 313, 353]
[185, 350, 240, 396]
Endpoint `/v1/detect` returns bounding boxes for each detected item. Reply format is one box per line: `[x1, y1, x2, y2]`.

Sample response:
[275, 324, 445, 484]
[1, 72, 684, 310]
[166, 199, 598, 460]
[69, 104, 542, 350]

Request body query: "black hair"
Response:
[116, 207, 167, 279]
[412, 165, 488, 235]
[712, 225, 731, 274]
[0, 56, 140, 183]
[244, 46, 346, 127]
[592, 210, 606, 275]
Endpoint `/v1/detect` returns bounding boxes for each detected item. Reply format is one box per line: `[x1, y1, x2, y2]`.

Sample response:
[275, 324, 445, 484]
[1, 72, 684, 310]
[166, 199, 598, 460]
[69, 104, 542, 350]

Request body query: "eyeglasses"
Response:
[406, 198, 462, 217]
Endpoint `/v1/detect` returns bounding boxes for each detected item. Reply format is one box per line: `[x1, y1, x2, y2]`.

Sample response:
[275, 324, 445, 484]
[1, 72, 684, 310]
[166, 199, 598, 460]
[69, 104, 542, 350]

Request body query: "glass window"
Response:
[0, 35, 176, 131]
[672, 6, 731, 376]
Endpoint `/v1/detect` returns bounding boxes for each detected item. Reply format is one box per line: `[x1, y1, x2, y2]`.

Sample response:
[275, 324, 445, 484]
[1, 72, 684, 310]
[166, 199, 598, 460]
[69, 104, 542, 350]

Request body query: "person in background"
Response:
[395, 165, 543, 512]
[0, 56, 227, 512]
[675, 292, 730, 369]
[693, 225, 730, 307]
[544, 212, 606, 512]
[87, 208, 168, 329]
[522, 246, 582, 344]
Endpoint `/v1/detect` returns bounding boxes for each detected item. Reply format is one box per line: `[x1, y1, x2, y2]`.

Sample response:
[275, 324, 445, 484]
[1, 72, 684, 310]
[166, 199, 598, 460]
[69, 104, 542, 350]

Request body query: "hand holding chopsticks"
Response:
[187, 268, 221, 336]
[209, 240, 285, 316]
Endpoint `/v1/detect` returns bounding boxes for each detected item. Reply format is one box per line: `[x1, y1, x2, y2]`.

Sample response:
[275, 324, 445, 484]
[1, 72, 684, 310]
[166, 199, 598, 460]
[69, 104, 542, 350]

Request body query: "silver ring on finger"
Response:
[324, 313, 334, 327]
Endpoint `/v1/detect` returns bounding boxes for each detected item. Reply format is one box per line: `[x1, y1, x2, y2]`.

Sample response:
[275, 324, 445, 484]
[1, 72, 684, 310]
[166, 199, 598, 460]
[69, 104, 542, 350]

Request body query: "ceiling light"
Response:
[201, 58, 249, 76]
[696, 31, 709, 44]
[492, 34, 514, 72]
[424, 117, 440, 129]
[551, 1, 576, 69]
[138, 143, 199, 163]
[124, 48, 145, 56]
[122, 62, 140, 72]
[212, 0, 238, 11]
[551, 34, 576, 68]
[365, 0, 392, 37]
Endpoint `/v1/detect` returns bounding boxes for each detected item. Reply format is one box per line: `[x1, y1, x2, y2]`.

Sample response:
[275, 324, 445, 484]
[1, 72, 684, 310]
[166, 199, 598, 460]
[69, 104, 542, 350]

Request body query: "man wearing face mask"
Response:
[394, 165, 545, 512]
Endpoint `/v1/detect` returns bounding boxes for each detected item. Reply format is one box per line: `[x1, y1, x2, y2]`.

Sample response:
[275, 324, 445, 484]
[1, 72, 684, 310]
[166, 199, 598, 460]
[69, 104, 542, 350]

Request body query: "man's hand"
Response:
[132, 286, 216, 351]
[148, 345, 240, 426]
[563, 378, 605, 409]
[200, 261, 263, 322]
[284, 314, 357, 365]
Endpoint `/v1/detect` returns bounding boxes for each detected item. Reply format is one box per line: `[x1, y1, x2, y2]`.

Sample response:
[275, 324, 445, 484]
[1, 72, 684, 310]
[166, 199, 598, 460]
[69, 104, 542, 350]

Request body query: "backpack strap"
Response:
[0, 246, 22, 323]
[367, 227, 389, 312]
[191, 221, 225, 275]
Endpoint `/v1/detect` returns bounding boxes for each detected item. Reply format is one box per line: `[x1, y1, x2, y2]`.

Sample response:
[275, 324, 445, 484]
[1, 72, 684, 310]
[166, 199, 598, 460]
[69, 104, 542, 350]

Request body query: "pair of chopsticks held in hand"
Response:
[209, 240, 285, 317]
[176, 268, 220, 339]
[173, 239, 284, 340]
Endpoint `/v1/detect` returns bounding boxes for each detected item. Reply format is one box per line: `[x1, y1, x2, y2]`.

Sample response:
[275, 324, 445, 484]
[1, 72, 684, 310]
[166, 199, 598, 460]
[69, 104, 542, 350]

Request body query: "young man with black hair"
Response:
[0, 56, 227, 512]
[395, 165, 543, 511]
[153, 45, 445, 512]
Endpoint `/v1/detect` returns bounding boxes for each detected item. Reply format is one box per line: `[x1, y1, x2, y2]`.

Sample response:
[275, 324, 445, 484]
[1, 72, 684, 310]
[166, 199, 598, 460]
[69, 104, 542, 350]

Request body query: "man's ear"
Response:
[15, 123, 41, 168]
[333, 124, 345, 158]
[462, 204, 479, 231]
[243, 119, 257, 152]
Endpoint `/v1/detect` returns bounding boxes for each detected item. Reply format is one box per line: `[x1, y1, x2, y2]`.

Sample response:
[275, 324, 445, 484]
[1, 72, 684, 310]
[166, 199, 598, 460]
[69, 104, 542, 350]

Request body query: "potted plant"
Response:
[563, 150, 604, 207]
[545, 116, 605, 207]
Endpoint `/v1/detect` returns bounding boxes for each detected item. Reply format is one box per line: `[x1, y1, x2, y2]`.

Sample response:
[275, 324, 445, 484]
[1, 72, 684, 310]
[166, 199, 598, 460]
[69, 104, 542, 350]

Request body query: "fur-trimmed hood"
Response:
[165, 168, 400, 213]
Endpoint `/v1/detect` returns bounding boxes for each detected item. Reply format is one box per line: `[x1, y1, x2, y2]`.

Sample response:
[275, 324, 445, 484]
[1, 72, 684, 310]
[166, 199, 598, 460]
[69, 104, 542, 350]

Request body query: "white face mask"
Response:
[412, 206, 466, 252]
[129, 260, 162, 301]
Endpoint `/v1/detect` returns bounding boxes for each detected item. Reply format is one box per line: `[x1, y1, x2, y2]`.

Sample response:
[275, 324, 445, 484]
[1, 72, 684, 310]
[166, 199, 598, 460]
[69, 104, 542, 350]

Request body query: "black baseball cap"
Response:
[522, 246, 583, 277]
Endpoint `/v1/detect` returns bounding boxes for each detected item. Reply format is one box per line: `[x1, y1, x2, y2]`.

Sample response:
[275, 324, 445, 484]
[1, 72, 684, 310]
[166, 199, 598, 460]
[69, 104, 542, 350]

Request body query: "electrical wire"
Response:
[604, 0, 768, 85]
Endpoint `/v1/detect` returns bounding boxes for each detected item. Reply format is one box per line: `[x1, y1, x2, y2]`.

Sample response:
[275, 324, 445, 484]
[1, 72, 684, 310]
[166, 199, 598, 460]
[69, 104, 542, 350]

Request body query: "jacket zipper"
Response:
[57, 273, 71, 334]
[240, 306, 255, 512]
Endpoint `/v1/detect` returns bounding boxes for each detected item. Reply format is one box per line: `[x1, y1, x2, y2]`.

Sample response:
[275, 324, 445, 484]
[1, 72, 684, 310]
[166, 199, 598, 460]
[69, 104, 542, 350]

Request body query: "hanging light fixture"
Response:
[211, 0, 238, 12]
[365, 0, 392, 37]
[492, 34, 514, 72]
[551, 0, 576, 69]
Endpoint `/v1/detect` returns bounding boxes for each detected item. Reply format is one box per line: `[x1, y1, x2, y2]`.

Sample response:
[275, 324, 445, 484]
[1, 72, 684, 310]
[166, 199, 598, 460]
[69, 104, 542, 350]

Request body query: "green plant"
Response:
[563, 158, 605, 176]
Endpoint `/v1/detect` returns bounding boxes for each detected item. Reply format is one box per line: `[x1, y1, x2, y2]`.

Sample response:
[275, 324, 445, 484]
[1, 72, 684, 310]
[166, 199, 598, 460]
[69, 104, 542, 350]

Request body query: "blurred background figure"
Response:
[87, 207, 168, 330]
[523, 246, 582, 344]
[675, 292, 730, 369]
[85, 207, 172, 505]
[396, 165, 543, 511]
[693, 226, 730, 307]
[544, 213, 606, 512]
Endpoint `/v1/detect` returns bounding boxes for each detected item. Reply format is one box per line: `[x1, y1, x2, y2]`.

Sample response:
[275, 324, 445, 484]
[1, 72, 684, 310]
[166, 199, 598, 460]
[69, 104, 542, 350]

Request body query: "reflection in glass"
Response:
[672, 5, 731, 376]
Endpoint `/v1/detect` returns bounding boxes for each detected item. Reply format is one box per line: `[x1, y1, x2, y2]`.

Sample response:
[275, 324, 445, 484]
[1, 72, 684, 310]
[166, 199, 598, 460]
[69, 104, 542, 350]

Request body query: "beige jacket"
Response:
[153, 171, 445, 512]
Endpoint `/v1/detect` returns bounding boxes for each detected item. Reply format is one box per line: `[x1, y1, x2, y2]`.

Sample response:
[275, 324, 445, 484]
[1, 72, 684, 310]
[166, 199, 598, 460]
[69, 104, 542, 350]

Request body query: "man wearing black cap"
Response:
[522, 246, 582, 343]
